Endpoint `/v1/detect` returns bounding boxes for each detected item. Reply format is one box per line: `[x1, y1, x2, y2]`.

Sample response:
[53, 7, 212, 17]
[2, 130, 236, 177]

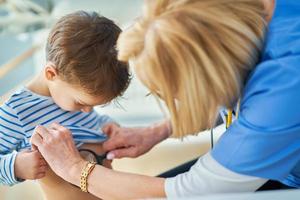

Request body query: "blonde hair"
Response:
[118, 0, 267, 137]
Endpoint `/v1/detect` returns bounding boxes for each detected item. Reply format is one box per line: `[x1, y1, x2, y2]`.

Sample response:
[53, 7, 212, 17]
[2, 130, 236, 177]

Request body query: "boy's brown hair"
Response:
[46, 11, 130, 102]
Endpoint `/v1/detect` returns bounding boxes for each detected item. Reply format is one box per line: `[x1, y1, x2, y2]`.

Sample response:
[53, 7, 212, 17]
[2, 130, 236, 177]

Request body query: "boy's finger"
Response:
[39, 159, 48, 166]
[31, 149, 43, 158]
[38, 165, 48, 173]
[31, 144, 38, 151]
[35, 172, 46, 179]
[20, 149, 32, 154]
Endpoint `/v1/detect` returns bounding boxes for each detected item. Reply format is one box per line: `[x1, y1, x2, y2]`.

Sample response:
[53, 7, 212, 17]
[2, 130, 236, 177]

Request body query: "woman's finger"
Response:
[34, 125, 51, 141]
[30, 130, 43, 148]
[50, 122, 69, 133]
[106, 147, 138, 160]
[102, 135, 126, 152]
[48, 123, 59, 130]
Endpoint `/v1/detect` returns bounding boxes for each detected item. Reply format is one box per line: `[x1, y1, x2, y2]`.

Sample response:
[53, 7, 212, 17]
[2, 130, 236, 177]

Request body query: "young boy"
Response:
[0, 11, 130, 189]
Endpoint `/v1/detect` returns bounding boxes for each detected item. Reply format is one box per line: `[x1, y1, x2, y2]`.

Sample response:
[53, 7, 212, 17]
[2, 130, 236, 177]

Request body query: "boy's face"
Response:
[45, 64, 107, 112]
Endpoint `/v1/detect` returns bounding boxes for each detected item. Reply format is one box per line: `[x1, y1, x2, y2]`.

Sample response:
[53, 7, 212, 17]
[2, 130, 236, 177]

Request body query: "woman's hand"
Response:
[30, 123, 85, 183]
[31, 122, 168, 199]
[102, 121, 172, 159]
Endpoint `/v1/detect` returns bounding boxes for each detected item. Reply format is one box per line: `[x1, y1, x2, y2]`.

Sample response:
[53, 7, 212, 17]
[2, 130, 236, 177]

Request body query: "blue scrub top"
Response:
[211, 0, 300, 188]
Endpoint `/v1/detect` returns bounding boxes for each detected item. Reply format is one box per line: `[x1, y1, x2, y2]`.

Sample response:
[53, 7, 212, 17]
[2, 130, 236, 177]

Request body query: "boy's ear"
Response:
[45, 62, 58, 81]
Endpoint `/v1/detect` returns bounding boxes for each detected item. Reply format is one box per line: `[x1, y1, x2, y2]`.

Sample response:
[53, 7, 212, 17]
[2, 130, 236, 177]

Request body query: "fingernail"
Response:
[106, 152, 115, 160]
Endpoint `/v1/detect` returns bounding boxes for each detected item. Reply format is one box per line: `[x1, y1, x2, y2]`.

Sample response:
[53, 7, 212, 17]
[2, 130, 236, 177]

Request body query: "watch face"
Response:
[79, 150, 97, 162]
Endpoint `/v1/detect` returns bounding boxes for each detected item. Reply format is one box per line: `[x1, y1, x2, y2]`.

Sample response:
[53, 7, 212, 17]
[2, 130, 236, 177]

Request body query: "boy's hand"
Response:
[15, 150, 49, 180]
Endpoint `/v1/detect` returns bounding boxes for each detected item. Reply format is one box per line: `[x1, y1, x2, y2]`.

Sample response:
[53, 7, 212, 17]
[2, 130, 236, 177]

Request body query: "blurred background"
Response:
[0, 0, 225, 199]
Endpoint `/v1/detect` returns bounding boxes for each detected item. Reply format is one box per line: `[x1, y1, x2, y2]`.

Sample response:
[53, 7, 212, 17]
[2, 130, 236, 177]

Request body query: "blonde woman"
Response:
[31, 0, 300, 199]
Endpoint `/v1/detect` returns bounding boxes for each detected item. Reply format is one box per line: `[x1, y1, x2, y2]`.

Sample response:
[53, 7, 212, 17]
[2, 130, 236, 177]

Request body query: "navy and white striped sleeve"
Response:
[0, 103, 25, 186]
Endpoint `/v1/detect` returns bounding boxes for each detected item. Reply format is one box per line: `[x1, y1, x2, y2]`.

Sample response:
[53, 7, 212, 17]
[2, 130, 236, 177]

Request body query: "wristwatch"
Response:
[79, 149, 107, 165]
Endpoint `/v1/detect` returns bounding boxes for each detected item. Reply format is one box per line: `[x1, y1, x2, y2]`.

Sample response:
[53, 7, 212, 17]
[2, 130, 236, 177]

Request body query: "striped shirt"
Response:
[0, 87, 112, 186]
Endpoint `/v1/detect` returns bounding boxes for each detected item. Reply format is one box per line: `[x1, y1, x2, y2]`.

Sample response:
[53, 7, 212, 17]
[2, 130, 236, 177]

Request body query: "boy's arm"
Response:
[0, 151, 20, 186]
[0, 104, 25, 186]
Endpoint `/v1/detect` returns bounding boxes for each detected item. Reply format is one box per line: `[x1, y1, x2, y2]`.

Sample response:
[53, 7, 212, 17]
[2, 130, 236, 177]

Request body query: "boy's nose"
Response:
[81, 106, 92, 113]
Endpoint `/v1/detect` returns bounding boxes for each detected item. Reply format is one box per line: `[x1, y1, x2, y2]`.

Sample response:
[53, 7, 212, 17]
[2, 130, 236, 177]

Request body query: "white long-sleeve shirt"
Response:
[0, 87, 112, 186]
[165, 152, 267, 198]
